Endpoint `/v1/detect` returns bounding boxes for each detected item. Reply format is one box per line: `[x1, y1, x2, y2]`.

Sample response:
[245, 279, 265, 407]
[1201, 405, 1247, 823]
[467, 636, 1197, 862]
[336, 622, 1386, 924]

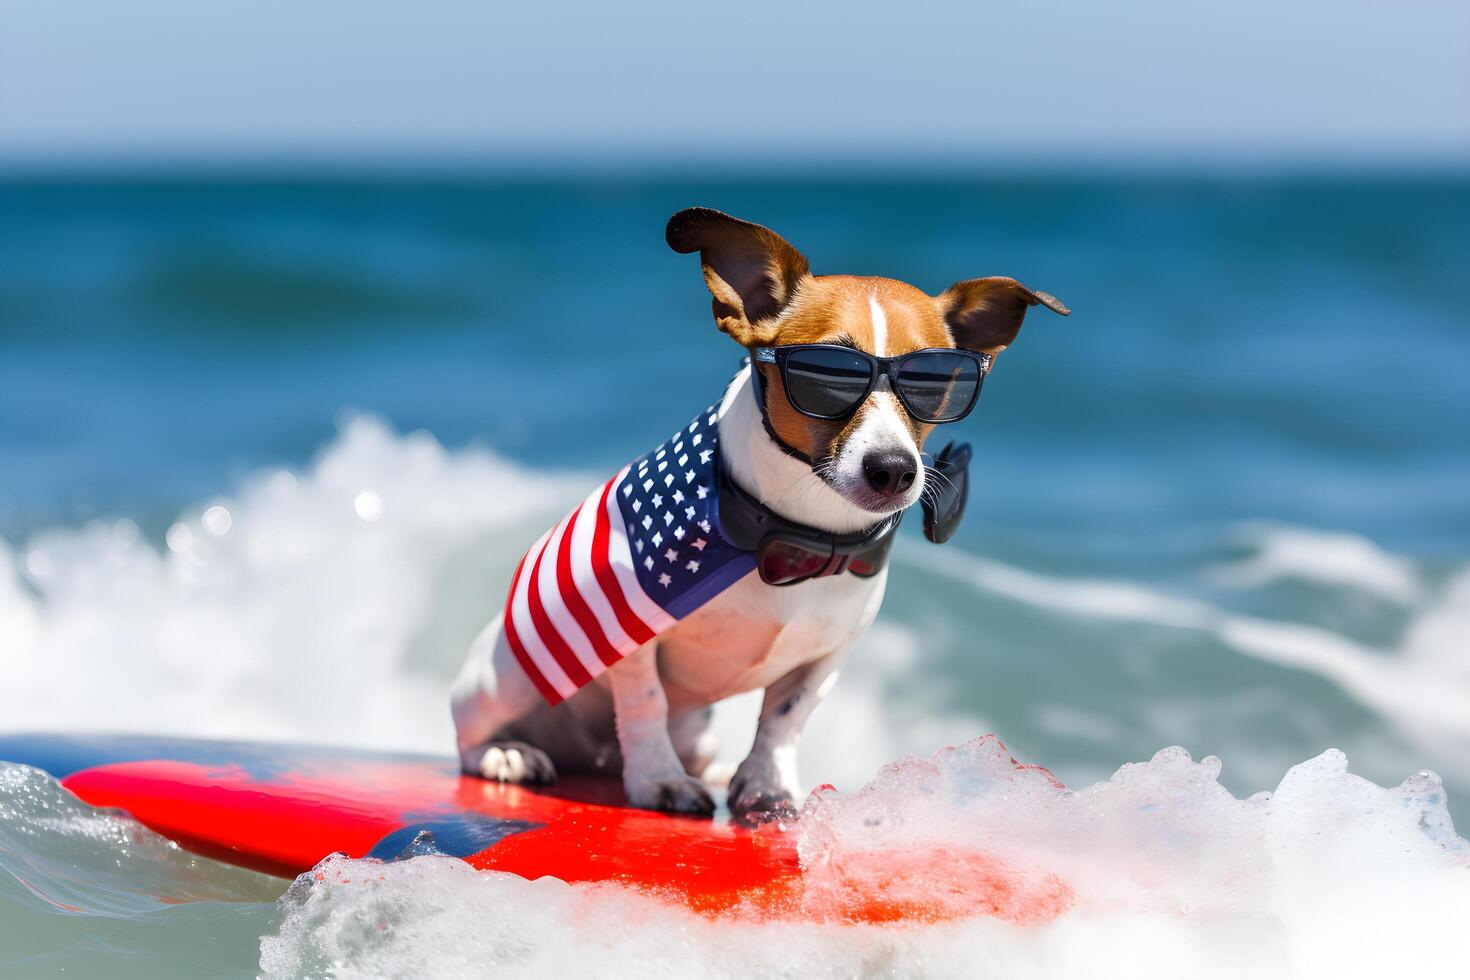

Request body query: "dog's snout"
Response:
[861, 451, 917, 497]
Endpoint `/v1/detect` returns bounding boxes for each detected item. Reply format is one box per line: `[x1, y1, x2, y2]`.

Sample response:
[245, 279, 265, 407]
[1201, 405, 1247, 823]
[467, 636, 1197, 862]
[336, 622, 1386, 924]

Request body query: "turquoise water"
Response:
[2, 174, 1468, 976]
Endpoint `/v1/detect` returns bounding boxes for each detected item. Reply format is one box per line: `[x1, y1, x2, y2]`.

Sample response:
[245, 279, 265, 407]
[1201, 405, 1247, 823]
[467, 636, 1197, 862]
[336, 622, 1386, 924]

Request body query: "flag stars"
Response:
[616, 405, 733, 599]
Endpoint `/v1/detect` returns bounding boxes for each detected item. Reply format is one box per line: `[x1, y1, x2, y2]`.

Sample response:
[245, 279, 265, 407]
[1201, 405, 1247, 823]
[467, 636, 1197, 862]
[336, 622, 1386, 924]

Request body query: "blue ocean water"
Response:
[4, 176, 1466, 552]
[2, 174, 1468, 977]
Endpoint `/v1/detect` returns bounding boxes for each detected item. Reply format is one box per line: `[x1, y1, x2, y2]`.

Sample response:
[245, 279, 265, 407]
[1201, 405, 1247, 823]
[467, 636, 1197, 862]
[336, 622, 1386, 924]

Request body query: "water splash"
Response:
[259, 740, 1470, 979]
[2, 739, 1467, 978]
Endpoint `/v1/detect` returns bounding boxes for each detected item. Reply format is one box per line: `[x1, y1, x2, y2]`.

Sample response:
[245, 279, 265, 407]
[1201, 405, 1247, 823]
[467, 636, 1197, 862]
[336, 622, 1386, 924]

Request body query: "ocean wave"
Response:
[908, 542, 1470, 782]
[1210, 523, 1423, 603]
[0, 761, 280, 978]
[3, 413, 1465, 798]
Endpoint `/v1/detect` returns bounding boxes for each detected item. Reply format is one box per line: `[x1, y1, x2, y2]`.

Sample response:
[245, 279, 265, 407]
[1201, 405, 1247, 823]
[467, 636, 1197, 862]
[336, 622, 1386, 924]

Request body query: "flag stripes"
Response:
[503, 467, 674, 704]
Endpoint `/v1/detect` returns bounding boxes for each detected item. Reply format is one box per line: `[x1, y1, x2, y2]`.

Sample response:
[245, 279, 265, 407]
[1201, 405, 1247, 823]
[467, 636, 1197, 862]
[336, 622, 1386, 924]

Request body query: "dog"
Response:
[450, 208, 1067, 820]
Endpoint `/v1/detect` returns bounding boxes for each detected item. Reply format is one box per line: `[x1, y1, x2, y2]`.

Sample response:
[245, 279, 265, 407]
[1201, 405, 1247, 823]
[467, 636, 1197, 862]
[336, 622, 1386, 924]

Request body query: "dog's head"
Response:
[667, 207, 1069, 517]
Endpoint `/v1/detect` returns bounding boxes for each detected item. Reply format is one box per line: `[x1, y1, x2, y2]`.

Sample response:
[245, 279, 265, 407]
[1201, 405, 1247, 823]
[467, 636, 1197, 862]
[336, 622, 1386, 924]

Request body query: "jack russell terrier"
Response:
[450, 208, 1068, 821]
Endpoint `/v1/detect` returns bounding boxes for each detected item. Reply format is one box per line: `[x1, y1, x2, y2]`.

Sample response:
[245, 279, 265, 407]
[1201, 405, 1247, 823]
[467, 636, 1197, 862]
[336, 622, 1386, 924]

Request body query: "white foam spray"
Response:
[258, 739, 1470, 980]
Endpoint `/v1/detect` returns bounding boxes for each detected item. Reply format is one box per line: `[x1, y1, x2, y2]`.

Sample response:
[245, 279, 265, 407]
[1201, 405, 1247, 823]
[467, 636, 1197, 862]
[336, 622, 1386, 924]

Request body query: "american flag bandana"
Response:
[503, 404, 756, 705]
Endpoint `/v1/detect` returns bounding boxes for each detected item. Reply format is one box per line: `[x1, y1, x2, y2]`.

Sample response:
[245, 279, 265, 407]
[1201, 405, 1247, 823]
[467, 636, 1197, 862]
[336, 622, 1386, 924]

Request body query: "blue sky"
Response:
[2, 0, 1466, 168]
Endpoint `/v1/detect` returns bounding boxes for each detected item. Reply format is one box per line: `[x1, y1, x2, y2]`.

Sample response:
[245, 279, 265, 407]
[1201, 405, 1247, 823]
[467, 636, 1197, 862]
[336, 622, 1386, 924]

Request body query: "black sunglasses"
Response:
[753, 345, 991, 424]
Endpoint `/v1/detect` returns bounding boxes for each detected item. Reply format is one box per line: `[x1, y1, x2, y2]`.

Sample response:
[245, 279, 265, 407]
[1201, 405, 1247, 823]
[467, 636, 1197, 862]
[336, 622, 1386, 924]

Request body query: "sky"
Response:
[1, 0, 1467, 169]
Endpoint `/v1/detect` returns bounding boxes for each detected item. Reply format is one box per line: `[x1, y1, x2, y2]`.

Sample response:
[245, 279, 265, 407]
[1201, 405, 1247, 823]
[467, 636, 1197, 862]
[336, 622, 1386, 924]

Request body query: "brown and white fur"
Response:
[450, 208, 1068, 820]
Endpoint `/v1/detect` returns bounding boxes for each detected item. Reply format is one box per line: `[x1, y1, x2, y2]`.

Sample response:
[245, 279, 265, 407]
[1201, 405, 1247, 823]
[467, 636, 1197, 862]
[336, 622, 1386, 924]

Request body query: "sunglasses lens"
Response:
[895, 351, 983, 422]
[782, 347, 873, 418]
[758, 541, 831, 586]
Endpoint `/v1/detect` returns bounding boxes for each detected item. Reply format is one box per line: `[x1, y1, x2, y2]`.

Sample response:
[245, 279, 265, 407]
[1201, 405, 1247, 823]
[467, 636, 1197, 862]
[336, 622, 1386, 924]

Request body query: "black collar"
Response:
[716, 462, 901, 580]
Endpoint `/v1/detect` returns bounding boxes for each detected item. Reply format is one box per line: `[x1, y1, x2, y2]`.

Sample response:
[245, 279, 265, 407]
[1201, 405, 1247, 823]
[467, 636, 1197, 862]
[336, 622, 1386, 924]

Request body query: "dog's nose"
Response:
[862, 451, 918, 497]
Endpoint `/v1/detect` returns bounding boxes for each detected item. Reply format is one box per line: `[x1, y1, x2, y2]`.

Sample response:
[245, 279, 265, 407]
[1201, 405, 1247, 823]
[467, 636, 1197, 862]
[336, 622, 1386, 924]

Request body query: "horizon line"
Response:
[2, 148, 1467, 181]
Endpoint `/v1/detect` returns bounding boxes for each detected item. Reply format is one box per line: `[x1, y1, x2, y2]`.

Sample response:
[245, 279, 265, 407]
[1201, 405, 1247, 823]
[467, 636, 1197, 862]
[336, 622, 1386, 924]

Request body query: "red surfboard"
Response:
[0, 733, 1071, 925]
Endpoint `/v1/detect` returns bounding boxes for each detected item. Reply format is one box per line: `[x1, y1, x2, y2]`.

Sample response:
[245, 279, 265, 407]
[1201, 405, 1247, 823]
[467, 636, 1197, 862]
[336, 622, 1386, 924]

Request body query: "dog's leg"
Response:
[608, 641, 715, 815]
[668, 706, 719, 778]
[728, 651, 843, 822]
[450, 612, 557, 783]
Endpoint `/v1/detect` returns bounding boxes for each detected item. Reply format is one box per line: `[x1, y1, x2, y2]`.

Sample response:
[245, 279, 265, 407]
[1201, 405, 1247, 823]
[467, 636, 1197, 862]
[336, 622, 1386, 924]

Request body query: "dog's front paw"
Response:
[728, 784, 799, 825]
[462, 741, 556, 784]
[728, 760, 800, 824]
[626, 773, 716, 816]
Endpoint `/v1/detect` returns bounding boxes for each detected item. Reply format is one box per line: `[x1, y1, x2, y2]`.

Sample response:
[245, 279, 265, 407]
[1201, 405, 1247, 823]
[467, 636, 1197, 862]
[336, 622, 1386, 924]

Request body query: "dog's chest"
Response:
[655, 567, 886, 703]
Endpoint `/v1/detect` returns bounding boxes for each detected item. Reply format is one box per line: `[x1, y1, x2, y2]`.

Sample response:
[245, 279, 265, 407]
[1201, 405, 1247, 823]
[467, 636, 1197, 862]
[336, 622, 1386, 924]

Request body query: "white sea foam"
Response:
[258, 740, 1470, 980]
[0, 416, 584, 754]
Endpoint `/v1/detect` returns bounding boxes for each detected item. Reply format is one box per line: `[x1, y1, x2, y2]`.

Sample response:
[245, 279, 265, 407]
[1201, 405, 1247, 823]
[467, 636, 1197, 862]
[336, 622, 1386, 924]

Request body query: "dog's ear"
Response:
[666, 208, 811, 346]
[937, 277, 1070, 355]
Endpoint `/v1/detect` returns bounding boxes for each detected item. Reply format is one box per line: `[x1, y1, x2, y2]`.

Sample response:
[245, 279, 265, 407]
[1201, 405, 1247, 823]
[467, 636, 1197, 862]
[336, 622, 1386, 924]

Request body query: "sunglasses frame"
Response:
[752, 344, 992, 424]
